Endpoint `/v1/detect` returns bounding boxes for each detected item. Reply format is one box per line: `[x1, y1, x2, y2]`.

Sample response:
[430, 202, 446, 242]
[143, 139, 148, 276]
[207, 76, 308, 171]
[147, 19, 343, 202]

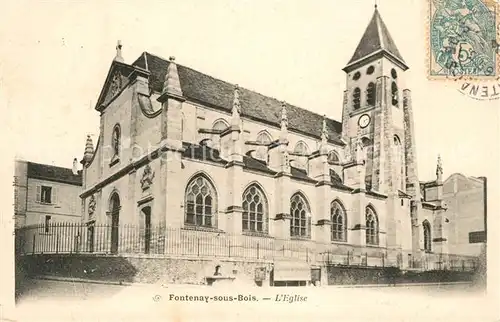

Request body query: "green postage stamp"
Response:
[428, 0, 499, 80]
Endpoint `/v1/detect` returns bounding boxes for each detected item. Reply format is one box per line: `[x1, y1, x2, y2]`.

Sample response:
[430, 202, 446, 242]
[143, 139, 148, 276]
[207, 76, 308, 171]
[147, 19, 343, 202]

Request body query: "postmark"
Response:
[427, 0, 499, 81]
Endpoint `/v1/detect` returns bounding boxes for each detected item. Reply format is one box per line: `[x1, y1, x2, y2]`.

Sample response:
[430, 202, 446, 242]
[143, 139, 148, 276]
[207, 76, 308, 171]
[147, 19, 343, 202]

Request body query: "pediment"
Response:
[94, 61, 135, 112]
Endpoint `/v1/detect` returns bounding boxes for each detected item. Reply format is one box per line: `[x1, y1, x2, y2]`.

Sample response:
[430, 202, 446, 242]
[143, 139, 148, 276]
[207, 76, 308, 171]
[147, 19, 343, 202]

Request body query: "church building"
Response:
[79, 7, 448, 268]
[15, 7, 485, 286]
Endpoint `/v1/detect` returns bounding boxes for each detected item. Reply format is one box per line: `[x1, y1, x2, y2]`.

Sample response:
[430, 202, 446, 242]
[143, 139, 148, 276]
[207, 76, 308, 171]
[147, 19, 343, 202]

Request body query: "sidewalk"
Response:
[30, 275, 473, 288]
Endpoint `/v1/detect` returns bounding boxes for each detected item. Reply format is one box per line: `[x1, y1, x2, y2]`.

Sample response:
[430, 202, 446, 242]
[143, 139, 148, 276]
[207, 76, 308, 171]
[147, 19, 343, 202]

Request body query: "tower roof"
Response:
[344, 7, 407, 71]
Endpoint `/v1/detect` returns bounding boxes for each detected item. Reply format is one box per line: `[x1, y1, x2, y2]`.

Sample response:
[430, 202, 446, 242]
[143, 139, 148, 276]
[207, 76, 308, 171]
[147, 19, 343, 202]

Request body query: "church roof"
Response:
[27, 162, 82, 186]
[132, 53, 344, 145]
[344, 7, 406, 70]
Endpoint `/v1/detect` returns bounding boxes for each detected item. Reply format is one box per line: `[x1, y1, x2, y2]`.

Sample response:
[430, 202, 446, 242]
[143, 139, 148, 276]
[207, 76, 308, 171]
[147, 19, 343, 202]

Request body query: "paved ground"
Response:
[8, 278, 497, 322]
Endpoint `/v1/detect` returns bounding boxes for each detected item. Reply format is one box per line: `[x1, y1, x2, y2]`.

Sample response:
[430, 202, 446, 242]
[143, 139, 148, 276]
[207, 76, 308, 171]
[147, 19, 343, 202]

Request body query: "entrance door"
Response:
[109, 193, 120, 254]
[143, 207, 151, 254]
[87, 224, 95, 253]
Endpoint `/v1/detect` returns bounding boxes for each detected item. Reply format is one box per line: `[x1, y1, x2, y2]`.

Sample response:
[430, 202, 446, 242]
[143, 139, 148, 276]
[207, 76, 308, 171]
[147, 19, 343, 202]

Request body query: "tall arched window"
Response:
[331, 200, 347, 242]
[366, 82, 376, 106]
[365, 206, 379, 245]
[211, 119, 229, 149]
[185, 174, 218, 228]
[255, 131, 272, 162]
[423, 220, 432, 252]
[393, 135, 404, 190]
[353, 87, 361, 109]
[391, 82, 399, 107]
[112, 124, 121, 157]
[290, 193, 311, 238]
[242, 184, 268, 233]
[109, 192, 121, 254]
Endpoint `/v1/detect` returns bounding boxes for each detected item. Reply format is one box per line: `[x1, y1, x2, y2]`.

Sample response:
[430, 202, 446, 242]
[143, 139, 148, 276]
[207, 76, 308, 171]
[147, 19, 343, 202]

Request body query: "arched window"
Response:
[290, 193, 311, 238]
[366, 82, 376, 106]
[423, 220, 432, 252]
[293, 141, 309, 170]
[353, 87, 361, 109]
[211, 119, 229, 149]
[393, 135, 404, 190]
[331, 200, 347, 242]
[112, 124, 121, 157]
[185, 174, 218, 228]
[328, 151, 341, 165]
[294, 141, 309, 155]
[242, 184, 268, 233]
[365, 206, 379, 245]
[391, 82, 399, 107]
[255, 131, 272, 162]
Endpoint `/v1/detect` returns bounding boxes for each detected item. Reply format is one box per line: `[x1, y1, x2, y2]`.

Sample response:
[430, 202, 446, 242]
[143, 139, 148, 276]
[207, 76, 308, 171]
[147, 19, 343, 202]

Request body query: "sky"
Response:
[1, 0, 498, 183]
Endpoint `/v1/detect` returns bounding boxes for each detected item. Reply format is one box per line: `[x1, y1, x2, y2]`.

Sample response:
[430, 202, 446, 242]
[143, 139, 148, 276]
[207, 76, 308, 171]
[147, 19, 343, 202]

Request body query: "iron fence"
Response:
[14, 222, 479, 271]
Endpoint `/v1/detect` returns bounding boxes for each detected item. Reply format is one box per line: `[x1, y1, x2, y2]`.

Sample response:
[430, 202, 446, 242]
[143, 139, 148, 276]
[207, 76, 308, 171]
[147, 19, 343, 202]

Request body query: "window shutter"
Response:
[36, 185, 41, 202]
[52, 187, 57, 204]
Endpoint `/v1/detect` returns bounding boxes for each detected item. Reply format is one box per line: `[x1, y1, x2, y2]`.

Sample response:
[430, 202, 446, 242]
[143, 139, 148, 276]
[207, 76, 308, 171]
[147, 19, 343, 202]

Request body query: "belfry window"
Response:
[185, 175, 218, 228]
[366, 82, 376, 106]
[391, 82, 399, 107]
[353, 88, 361, 109]
[365, 206, 379, 245]
[242, 184, 268, 233]
[331, 200, 347, 242]
[290, 193, 311, 238]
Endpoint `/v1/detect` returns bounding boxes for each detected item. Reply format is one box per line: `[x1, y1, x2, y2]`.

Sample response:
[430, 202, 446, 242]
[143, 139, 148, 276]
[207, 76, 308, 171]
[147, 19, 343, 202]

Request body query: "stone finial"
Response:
[280, 101, 288, 131]
[114, 40, 124, 63]
[231, 84, 241, 127]
[321, 114, 329, 142]
[83, 135, 94, 163]
[72, 158, 78, 175]
[436, 154, 443, 181]
[280, 101, 288, 142]
[162, 55, 183, 97]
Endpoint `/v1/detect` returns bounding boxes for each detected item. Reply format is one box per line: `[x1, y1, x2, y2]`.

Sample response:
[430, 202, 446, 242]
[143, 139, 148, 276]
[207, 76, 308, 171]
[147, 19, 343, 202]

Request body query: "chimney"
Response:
[72, 158, 78, 175]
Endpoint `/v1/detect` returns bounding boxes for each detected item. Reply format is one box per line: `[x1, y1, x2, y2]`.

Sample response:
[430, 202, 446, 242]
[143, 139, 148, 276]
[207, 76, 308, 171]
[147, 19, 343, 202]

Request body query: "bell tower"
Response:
[341, 6, 409, 195]
[341, 6, 419, 254]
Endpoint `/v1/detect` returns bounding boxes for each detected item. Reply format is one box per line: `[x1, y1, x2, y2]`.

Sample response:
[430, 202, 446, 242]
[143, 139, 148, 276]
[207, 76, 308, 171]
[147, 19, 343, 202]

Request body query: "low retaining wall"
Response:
[326, 265, 477, 285]
[18, 254, 273, 285]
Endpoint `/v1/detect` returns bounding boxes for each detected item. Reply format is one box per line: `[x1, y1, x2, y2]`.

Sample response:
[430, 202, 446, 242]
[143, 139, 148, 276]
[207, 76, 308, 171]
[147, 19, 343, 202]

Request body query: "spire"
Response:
[321, 115, 329, 143]
[231, 84, 241, 127]
[83, 135, 94, 164]
[279, 101, 289, 142]
[162, 56, 183, 97]
[343, 7, 406, 71]
[114, 40, 124, 63]
[319, 115, 329, 154]
[436, 154, 443, 182]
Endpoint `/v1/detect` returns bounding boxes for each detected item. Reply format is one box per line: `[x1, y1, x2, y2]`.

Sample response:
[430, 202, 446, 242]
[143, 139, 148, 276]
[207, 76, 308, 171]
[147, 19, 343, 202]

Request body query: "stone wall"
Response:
[19, 254, 273, 286]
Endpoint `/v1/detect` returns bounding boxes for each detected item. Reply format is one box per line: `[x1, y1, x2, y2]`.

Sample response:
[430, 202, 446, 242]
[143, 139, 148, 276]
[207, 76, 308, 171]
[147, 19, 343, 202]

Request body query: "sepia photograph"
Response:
[1, 0, 499, 321]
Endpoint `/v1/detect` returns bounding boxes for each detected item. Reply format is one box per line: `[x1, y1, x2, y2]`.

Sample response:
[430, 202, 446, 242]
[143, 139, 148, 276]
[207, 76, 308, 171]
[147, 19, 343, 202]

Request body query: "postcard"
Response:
[1, 0, 499, 321]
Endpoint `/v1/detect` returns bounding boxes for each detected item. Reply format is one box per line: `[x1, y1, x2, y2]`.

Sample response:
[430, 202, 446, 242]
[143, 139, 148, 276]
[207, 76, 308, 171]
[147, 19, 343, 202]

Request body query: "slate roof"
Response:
[345, 8, 406, 68]
[132, 53, 344, 145]
[27, 162, 82, 186]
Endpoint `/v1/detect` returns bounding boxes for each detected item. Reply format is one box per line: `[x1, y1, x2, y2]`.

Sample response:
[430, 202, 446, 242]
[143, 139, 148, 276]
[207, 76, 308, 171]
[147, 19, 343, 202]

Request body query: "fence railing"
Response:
[15, 222, 479, 271]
